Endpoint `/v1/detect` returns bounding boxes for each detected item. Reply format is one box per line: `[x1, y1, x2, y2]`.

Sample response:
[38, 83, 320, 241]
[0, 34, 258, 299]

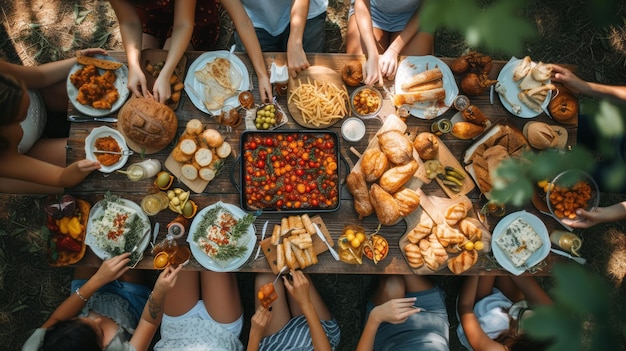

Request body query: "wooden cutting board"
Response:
[426, 132, 475, 198]
[141, 49, 187, 110]
[260, 215, 334, 274]
[287, 66, 348, 129]
[398, 189, 492, 274]
[164, 154, 208, 194]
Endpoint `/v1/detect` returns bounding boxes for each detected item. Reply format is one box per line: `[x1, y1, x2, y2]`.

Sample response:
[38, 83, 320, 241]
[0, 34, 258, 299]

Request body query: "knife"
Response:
[150, 222, 160, 249]
[68, 115, 118, 123]
[312, 223, 339, 261]
[550, 248, 586, 265]
[254, 220, 269, 260]
[131, 227, 152, 255]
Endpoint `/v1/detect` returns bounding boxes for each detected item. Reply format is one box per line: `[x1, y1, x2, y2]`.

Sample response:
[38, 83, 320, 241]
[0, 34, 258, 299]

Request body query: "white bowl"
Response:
[84, 126, 130, 173]
[341, 117, 366, 142]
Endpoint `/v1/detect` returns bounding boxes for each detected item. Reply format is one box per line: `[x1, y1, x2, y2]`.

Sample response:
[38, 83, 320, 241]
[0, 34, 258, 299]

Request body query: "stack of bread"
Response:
[393, 66, 446, 106]
[347, 129, 422, 225]
[463, 124, 529, 195]
[269, 214, 319, 271]
[171, 119, 232, 182]
[403, 203, 485, 274]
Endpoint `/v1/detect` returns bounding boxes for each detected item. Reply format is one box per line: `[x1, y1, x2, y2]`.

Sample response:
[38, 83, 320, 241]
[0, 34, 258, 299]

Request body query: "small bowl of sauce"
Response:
[341, 117, 366, 142]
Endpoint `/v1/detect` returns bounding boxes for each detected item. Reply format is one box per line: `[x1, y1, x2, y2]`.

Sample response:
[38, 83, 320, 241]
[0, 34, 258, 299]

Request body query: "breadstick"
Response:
[270, 224, 281, 246]
[400, 67, 443, 90]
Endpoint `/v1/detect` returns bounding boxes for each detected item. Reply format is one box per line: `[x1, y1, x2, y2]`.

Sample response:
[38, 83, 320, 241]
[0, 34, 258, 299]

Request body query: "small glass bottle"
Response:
[124, 159, 161, 181]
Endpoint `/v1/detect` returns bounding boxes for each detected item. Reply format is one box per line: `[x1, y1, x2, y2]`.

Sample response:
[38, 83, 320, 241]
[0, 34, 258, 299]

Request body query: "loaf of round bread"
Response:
[118, 97, 178, 154]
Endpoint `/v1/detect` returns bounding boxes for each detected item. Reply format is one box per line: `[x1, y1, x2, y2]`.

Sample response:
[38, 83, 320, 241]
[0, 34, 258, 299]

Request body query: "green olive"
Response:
[156, 172, 173, 189]
[182, 201, 194, 217]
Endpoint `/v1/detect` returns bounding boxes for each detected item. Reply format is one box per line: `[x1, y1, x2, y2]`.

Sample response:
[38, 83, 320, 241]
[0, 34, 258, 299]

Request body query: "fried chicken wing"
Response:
[72, 65, 119, 109]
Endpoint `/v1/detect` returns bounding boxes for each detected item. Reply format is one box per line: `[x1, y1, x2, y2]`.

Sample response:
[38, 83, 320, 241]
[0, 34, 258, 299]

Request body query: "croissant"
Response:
[447, 249, 478, 274]
[445, 204, 468, 226]
[434, 224, 466, 247]
[407, 220, 433, 244]
[393, 187, 421, 217]
[377, 129, 414, 165]
[419, 234, 448, 271]
[347, 171, 374, 219]
[404, 243, 425, 268]
[379, 160, 419, 194]
[369, 183, 401, 226]
[361, 148, 389, 182]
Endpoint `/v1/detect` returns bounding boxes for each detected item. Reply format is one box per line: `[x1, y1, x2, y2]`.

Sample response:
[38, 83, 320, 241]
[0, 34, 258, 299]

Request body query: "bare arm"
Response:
[562, 201, 626, 228]
[378, 2, 424, 80]
[286, 0, 311, 78]
[109, 0, 149, 98]
[246, 306, 271, 351]
[0, 151, 100, 188]
[353, 0, 382, 86]
[0, 48, 107, 89]
[356, 297, 421, 351]
[510, 276, 552, 306]
[457, 277, 504, 351]
[284, 270, 332, 351]
[130, 265, 182, 351]
[550, 64, 626, 103]
[42, 254, 132, 328]
[221, 0, 273, 103]
[152, 0, 195, 103]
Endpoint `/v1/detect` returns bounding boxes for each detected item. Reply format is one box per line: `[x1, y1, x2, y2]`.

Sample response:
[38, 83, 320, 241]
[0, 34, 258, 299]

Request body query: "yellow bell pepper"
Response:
[56, 216, 71, 235]
[67, 216, 83, 240]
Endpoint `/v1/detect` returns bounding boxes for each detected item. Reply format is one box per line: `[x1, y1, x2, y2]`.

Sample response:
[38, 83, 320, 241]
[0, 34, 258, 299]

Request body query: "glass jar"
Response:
[141, 191, 169, 216]
[454, 95, 470, 111]
[125, 159, 161, 181]
[430, 118, 452, 135]
[550, 230, 582, 256]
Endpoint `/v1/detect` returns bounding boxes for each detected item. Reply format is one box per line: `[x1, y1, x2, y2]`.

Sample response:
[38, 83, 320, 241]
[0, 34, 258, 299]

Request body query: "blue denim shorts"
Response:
[71, 279, 151, 323]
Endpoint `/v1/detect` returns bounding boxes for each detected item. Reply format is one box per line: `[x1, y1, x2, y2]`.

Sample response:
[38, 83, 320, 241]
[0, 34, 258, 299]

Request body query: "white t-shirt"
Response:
[241, 0, 328, 37]
[18, 89, 46, 154]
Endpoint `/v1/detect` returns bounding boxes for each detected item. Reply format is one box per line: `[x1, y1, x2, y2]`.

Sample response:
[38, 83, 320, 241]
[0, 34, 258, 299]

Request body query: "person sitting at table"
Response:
[356, 274, 450, 351]
[233, 0, 327, 78]
[346, 0, 435, 86]
[456, 275, 553, 351]
[0, 70, 101, 194]
[152, 270, 245, 350]
[22, 253, 182, 351]
[247, 269, 341, 351]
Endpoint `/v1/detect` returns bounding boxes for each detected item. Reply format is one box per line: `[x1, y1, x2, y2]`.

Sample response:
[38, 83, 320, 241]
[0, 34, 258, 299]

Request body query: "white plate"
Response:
[496, 56, 552, 118]
[84, 126, 129, 173]
[394, 56, 458, 119]
[67, 55, 129, 117]
[187, 201, 256, 272]
[491, 211, 550, 275]
[184, 51, 251, 115]
[85, 198, 150, 266]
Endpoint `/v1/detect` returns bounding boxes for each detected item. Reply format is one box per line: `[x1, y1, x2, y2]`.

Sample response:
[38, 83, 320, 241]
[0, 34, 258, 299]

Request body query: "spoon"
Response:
[273, 265, 289, 285]
[93, 149, 134, 156]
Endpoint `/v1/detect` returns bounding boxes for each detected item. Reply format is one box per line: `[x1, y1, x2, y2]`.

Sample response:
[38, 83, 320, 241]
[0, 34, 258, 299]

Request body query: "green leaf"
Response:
[523, 305, 583, 351]
[551, 264, 611, 318]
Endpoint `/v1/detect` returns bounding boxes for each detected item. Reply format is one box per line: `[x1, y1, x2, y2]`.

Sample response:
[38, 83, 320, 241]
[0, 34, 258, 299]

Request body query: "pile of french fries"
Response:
[288, 78, 348, 127]
[271, 214, 319, 271]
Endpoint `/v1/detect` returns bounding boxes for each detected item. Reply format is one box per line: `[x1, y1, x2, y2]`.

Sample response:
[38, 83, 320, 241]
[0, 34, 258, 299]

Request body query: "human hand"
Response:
[152, 75, 172, 104]
[152, 265, 183, 295]
[93, 253, 132, 285]
[561, 207, 607, 228]
[283, 269, 311, 307]
[76, 159, 101, 172]
[127, 66, 151, 99]
[77, 48, 109, 57]
[549, 64, 587, 95]
[371, 297, 421, 325]
[287, 44, 310, 78]
[379, 49, 399, 81]
[363, 56, 382, 87]
[257, 76, 274, 104]
[249, 305, 272, 339]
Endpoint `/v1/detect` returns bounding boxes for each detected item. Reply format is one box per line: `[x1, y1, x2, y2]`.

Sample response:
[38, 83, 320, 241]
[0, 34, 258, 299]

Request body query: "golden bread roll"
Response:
[447, 249, 478, 274]
[434, 224, 466, 247]
[418, 234, 449, 271]
[404, 243, 425, 268]
[413, 132, 439, 160]
[118, 97, 178, 154]
[408, 220, 433, 244]
[185, 119, 204, 135]
[361, 148, 389, 182]
[445, 204, 468, 226]
[459, 218, 482, 241]
[346, 171, 374, 219]
[377, 130, 414, 165]
[452, 121, 485, 140]
[393, 187, 421, 217]
[379, 160, 419, 194]
[369, 183, 401, 226]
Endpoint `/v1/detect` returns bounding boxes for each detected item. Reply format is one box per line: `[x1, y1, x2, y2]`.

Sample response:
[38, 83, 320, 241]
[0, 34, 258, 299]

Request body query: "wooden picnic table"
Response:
[66, 50, 577, 275]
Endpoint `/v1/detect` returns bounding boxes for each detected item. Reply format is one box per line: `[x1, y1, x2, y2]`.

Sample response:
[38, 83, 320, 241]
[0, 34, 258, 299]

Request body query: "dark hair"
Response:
[41, 319, 102, 351]
[0, 71, 26, 126]
[494, 319, 553, 351]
